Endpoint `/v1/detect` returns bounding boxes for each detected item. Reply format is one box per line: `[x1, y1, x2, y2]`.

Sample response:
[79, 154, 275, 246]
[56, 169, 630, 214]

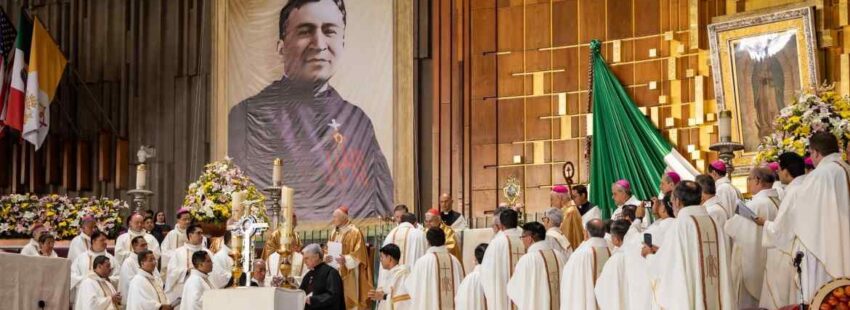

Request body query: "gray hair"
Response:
[544, 207, 563, 226]
[302, 243, 323, 259]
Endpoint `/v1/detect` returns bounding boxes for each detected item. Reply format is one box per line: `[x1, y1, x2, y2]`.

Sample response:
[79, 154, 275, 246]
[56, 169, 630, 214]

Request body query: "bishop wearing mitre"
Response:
[405, 228, 464, 310]
[326, 206, 373, 310]
[424, 208, 461, 259]
[559, 219, 612, 309]
[506, 222, 566, 310]
[480, 208, 524, 310]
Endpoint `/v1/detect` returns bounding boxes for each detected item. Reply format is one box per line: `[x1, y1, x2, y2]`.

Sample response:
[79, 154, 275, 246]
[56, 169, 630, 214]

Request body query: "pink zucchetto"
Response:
[767, 162, 780, 172]
[177, 208, 191, 216]
[337, 206, 350, 215]
[551, 185, 569, 194]
[804, 157, 814, 167]
[665, 172, 681, 184]
[709, 160, 727, 173]
[615, 179, 631, 191]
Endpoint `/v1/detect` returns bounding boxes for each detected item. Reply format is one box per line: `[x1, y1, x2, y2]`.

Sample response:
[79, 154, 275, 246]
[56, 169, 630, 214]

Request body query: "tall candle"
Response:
[718, 110, 732, 142]
[280, 186, 295, 245]
[136, 164, 147, 189]
[272, 158, 283, 186]
[232, 191, 245, 218]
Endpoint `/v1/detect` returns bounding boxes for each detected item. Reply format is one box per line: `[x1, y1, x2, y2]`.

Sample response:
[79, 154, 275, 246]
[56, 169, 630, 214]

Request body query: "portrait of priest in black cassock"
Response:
[228, 0, 393, 220]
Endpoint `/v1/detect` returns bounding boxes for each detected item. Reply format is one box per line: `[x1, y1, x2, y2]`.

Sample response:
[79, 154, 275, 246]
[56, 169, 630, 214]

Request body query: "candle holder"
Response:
[264, 186, 282, 230]
[710, 110, 745, 173]
[126, 189, 153, 213]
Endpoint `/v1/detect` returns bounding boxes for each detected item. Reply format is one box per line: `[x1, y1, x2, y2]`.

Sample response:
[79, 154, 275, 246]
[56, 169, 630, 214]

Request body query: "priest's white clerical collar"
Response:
[390, 264, 408, 274]
[89, 250, 108, 256]
[427, 246, 448, 253]
[140, 269, 157, 278]
[190, 269, 209, 278]
[185, 243, 203, 251]
[527, 241, 551, 253]
[129, 229, 145, 235]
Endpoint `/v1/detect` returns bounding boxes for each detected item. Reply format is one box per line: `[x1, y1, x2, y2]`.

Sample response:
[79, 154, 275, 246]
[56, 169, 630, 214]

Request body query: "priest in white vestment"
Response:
[69, 216, 97, 262]
[611, 179, 644, 221]
[763, 132, 850, 302]
[120, 235, 159, 306]
[708, 160, 741, 218]
[595, 219, 652, 310]
[19, 223, 48, 256]
[378, 212, 427, 283]
[72, 231, 120, 303]
[542, 207, 572, 260]
[405, 228, 463, 310]
[127, 250, 172, 310]
[211, 231, 233, 288]
[696, 174, 729, 233]
[75, 255, 122, 310]
[456, 243, 488, 310]
[507, 222, 566, 310]
[35, 233, 59, 257]
[559, 219, 612, 310]
[164, 224, 211, 302]
[725, 167, 780, 308]
[756, 152, 806, 309]
[181, 251, 214, 310]
[480, 208, 525, 310]
[370, 244, 411, 310]
[644, 181, 734, 309]
[161, 209, 205, 272]
[115, 213, 161, 267]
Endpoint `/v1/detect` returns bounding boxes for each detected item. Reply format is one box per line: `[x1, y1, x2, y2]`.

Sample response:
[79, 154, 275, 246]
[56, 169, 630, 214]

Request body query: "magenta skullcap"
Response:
[709, 160, 727, 172]
[665, 172, 681, 184]
[177, 208, 191, 216]
[615, 179, 631, 190]
[804, 157, 814, 167]
[767, 162, 780, 172]
[551, 185, 569, 194]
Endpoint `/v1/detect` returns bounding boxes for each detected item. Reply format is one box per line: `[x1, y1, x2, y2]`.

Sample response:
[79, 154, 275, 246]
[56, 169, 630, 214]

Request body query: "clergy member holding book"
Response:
[325, 206, 373, 309]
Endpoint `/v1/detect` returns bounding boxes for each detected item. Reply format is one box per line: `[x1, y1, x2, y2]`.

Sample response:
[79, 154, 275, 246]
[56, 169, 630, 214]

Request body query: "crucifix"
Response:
[230, 215, 269, 287]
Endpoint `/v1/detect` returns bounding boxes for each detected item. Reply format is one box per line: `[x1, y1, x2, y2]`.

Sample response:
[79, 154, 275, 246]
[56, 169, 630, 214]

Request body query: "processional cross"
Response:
[230, 215, 269, 286]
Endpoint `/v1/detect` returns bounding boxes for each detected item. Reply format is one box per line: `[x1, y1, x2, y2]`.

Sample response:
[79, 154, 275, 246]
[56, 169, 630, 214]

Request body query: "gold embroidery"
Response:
[539, 249, 561, 310]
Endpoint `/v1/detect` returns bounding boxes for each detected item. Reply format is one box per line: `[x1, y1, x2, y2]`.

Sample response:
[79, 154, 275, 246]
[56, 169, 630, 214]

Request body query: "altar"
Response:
[202, 287, 306, 310]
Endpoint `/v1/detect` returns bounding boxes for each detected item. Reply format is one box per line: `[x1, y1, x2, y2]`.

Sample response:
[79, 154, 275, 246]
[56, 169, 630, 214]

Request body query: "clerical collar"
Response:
[140, 269, 157, 279]
[527, 241, 550, 253]
[389, 264, 407, 274]
[190, 269, 209, 278]
[426, 246, 449, 254]
[717, 176, 731, 184]
[185, 243, 203, 251]
[89, 250, 108, 256]
[277, 76, 336, 98]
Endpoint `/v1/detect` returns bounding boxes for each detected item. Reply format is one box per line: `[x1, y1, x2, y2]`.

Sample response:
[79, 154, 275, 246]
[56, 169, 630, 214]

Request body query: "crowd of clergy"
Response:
[9, 130, 850, 310]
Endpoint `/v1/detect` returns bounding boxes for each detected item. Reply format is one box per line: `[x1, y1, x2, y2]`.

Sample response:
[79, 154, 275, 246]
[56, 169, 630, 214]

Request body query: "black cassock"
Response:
[229, 78, 394, 221]
[299, 263, 345, 310]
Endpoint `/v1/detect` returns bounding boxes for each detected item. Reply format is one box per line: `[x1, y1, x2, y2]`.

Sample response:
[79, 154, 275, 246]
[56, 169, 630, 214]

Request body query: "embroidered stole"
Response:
[388, 269, 411, 310]
[539, 249, 561, 310]
[92, 275, 118, 309]
[691, 215, 723, 310]
[392, 227, 411, 265]
[434, 252, 456, 310]
[145, 274, 169, 304]
[506, 235, 525, 310]
[591, 247, 611, 285]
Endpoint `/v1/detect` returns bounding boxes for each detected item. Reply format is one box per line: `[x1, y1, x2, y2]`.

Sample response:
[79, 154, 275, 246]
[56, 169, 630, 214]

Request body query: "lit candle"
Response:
[136, 164, 147, 189]
[272, 158, 283, 186]
[718, 110, 732, 142]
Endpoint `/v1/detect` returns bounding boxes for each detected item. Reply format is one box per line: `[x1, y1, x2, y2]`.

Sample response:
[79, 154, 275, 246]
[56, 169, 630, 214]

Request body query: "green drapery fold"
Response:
[588, 39, 674, 219]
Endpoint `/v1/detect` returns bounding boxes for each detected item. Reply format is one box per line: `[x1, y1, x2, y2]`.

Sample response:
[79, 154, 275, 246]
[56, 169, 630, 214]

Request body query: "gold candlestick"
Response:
[229, 234, 243, 288]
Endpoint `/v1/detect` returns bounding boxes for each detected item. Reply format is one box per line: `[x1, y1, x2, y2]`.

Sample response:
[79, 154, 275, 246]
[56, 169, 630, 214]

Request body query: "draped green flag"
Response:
[588, 39, 698, 219]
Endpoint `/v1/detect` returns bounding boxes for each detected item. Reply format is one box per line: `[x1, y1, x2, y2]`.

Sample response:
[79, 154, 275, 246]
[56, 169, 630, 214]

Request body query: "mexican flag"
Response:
[588, 39, 699, 219]
[4, 9, 32, 132]
[22, 17, 66, 149]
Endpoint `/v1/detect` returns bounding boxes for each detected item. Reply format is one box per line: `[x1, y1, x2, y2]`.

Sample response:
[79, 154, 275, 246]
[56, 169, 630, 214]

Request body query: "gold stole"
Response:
[93, 276, 118, 308]
[506, 235, 525, 310]
[144, 274, 168, 304]
[434, 252, 456, 310]
[539, 249, 561, 310]
[392, 227, 411, 265]
[389, 269, 411, 310]
[591, 247, 611, 285]
[691, 214, 723, 310]
[768, 197, 780, 210]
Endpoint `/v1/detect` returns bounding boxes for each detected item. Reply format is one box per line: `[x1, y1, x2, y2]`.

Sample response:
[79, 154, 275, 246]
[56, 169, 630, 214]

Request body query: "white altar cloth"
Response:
[202, 287, 306, 310]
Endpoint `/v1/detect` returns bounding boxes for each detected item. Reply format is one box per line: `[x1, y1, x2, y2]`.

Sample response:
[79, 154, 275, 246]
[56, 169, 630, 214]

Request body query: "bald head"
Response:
[129, 213, 144, 231]
[331, 209, 349, 227]
[586, 219, 606, 238]
[439, 193, 453, 212]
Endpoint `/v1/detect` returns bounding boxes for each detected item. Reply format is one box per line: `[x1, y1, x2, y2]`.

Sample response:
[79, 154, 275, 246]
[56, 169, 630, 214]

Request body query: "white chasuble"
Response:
[405, 246, 463, 310]
[506, 241, 565, 310]
[376, 264, 411, 310]
[75, 273, 119, 310]
[479, 228, 525, 310]
[115, 230, 161, 267]
[126, 270, 169, 310]
[71, 251, 120, 302]
[559, 237, 611, 310]
[68, 233, 92, 263]
[715, 176, 742, 219]
[760, 176, 806, 309]
[378, 222, 427, 286]
[181, 269, 213, 310]
[164, 244, 210, 302]
[724, 188, 779, 306]
[455, 265, 486, 310]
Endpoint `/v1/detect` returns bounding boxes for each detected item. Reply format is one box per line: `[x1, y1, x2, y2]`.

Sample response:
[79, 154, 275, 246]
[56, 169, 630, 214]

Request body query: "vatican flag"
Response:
[23, 17, 66, 149]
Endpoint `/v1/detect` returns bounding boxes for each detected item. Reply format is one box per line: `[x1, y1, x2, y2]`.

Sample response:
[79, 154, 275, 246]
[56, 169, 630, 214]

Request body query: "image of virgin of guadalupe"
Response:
[228, 0, 393, 220]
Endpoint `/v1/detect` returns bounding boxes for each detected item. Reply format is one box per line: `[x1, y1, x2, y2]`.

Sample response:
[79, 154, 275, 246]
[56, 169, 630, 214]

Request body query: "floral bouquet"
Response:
[755, 86, 850, 163]
[182, 157, 266, 225]
[0, 194, 129, 239]
[74, 197, 129, 238]
[0, 194, 42, 238]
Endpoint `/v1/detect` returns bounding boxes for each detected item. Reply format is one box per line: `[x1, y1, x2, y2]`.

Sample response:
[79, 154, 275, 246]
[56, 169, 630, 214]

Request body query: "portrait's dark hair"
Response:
[621, 205, 637, 222]
[138, 250, 154, 266]
[809, 131, 840, 156]
[191, 250, 209, 268]
[695, 174, 716, 195]
[520, 222, 546, 242]
[474, 243, 488, 265]
[673, 181, 703, 207]
[609, 219, 631, 242]
[279, 0, 347, 39]
[778, 152, 806, 178]
[499, 208, 519, 229]
[426, 228, 446, 247]
[572, 184, 588, 196]
[394, 204, 409, 213]
[400, 212, 417, 225]
[187, 224, 202, 235]
[586, 219, 606, 238]
[379, 244, 401, 262]
[708, 163, 727, 177]
[131, 235, 146, 247]
[90, 230, 107, 242]
[93, 255, 110, 269]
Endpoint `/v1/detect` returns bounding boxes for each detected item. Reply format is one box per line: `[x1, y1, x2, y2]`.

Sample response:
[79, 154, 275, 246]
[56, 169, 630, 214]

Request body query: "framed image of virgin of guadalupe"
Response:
[708, 4, 818, 161]
[210, 0, 415, 225]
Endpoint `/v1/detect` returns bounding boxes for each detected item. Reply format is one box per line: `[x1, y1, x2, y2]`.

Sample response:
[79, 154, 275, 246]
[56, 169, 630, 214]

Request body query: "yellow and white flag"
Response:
[23, 17, 66, 149]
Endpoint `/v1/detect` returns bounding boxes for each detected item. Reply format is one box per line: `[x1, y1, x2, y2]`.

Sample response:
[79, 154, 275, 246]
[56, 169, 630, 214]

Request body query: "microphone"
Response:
[793, 251, 804, 267]
[37, 300, 45, 309]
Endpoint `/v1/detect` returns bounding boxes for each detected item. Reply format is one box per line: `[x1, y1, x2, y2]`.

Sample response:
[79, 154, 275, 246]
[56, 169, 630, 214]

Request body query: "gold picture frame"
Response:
[708, 5, 819, 166]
